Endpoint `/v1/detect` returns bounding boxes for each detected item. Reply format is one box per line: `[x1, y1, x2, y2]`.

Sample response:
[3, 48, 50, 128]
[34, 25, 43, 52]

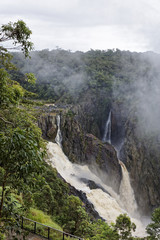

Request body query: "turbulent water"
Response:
[46, 115, 148, 237]
[119, 160, 138, 215]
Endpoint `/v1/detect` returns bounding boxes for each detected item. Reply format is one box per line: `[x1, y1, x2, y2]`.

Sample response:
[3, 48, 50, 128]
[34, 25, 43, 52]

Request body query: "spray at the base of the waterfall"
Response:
[102, 110, 112, 143]
[47, 114, 148, 237]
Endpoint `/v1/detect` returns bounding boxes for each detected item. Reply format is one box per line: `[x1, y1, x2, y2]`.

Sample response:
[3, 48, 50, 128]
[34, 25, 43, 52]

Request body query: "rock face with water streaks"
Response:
[38, 102, 160, 216]
[122, 118, 160, 214]
[61, 114, 121, 193]
[38, 113, 58, 141]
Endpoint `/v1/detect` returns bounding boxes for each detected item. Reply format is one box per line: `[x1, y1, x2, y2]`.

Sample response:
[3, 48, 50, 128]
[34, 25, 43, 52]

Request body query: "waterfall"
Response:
[46, 114, 147, 237]
[47, 141, 125, 222]
[119, 160, 138, 216]
[55, 115, 62, 147]
[103, 110, 112, 143]
[47, 142, 147, 237]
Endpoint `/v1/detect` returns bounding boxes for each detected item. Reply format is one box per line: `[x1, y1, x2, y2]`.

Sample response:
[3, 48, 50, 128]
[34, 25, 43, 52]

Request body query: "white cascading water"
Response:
[47, 115, 147, 237]
[102, 110, 112, 143]
[55, 115, 62, 147]
[119, 160, 138, 215]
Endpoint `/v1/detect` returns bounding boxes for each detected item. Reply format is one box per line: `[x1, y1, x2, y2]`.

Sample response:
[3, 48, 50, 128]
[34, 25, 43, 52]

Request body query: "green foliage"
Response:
[25, 73, 36, 84]
[59, 195, 92, 237]
[0, 20, 33, 58]
[146, 207, 160, 239]
[24, 208, 64, 240]
[0, 20, 45, 239]
[1, 24, 160, 240]
[32, 166, 69, 216]
[26, 208, 62, 230]
[0, 68, 24, 107]
[90, 219, 119, 240]
[33, 184, 55, 214]
[0, 127, 45, 221]
[0, 127, 44, 177]
[10, 48, 160, 115]
[115, 214, 136, 240]
[0, 232, 5, 240]
[0, 189, 25, 239]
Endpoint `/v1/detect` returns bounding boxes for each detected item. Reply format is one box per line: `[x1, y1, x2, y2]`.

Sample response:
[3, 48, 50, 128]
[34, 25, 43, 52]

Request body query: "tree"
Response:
[115, 214, 136, 240]
[33, 184, 55, 214]
[0, 20, 45, 238]
[91, 219, 119, 240]
[59, 195, 92, 237]
[0, 127, 45, 216]
[146, 207, 160, 240]
[0, 68, 24, 107]
[0, 20, 36, 109]
[0, 20, 33, 60]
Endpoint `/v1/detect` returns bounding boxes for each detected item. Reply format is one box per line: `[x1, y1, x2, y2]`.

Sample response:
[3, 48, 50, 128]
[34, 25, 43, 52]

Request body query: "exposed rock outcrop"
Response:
[38, 102, 160, 216]
[73, 90, 111, 139]
[38, 113, 57, 141]
[111, 102, 127, 149]
[122, 117, 160, 214]
[61, 113, 122, 193]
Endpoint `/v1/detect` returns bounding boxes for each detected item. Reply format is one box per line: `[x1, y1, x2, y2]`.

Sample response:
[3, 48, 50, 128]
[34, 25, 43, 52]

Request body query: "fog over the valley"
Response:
[3, 0, 160, 127]
[136, 55, 160, 135]
[14, 47, 160, 137]
[113, 52, 160, 135]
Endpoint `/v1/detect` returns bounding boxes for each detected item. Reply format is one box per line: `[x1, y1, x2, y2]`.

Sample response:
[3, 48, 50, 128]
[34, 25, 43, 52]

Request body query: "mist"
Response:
[113, 51, 160, 136]
[134, 54, 160, 135]
[13, 49, 87, 100]
[12, 48, 160, 136]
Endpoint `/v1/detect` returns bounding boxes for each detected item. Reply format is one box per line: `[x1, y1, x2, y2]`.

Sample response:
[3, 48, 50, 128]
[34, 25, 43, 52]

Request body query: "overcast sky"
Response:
[1, 0, 160, 53]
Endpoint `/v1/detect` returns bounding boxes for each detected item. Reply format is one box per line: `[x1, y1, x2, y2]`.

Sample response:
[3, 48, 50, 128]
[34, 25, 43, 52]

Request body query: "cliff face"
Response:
[122, 118, 160, 214]
[38, 113, 58, 141]
[37, 108, 122, 195]
[61, 113, 122, 193]
[73, 90, 111, 139]
[111, 102, 127, 149]
[74, 98, 160, 214]
[38, 108, 122, 218]
[38, 101, 160, 216]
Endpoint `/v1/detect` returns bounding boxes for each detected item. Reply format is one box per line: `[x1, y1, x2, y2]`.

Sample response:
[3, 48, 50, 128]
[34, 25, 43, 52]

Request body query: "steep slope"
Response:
[61, 112, 121, 193]
[12, 49, 160, 215]
[122, 113, 160, 214]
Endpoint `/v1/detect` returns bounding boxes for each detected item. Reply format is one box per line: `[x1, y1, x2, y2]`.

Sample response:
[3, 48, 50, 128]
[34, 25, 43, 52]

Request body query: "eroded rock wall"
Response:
[122, 118, 160, 214]
[38, 113, 58, 141]
[61, 113, 121, 193]
[38, 102, 160, 216]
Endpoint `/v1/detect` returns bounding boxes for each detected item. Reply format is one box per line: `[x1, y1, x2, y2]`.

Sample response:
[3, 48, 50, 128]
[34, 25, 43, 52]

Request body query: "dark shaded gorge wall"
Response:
[62, 101, 160, 215]
[60, 112, 122, 194]
[121, 116, 160, 215]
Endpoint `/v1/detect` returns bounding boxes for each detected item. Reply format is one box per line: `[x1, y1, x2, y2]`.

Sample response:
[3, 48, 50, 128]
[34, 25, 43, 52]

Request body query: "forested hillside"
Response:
[11, 48, 160, 216]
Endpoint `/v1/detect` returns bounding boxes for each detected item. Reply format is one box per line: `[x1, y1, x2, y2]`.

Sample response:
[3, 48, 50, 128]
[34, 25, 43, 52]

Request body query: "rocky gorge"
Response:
[37, 98, 160, 219]
[13, 49, 160, 220]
